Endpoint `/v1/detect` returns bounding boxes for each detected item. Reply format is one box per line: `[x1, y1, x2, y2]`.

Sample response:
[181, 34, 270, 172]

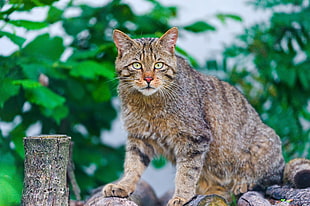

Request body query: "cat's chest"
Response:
[122, 103, 181, 138]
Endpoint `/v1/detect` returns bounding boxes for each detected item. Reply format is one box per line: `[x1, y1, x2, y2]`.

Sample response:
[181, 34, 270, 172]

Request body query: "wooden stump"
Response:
[22, 135, 71, 206]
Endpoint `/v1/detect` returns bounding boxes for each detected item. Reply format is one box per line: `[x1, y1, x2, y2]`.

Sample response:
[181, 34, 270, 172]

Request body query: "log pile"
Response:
[78, 160, 310, 205]
[70, 181, 310, 206]
[22, 135, 309, 206]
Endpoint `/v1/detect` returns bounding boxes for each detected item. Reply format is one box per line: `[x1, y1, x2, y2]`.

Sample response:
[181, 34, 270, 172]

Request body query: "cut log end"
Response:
[294, 169, 310, 189]
[25, 134, 71, 139]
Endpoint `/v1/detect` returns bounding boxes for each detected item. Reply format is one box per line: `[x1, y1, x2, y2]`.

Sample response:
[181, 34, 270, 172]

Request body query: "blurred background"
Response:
[0, 0, 309, 205]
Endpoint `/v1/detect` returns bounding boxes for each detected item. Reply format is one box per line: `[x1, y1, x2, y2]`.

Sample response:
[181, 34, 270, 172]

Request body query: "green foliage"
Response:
[4, 0, 304, 204]
[207, 0, 310, 160]
[0, 133, 23, 206]
[0, 0, 228, 205]
[215, 13, 243, 24]
[184, 21, 216, 33]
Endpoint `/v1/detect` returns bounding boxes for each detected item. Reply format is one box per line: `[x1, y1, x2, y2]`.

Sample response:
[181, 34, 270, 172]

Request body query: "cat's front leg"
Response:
[168, 154, 204, 206]
[102, 136, 154, 198]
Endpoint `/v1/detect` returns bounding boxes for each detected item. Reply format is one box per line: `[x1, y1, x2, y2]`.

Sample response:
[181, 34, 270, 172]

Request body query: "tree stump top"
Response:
[25, 134, 71, 139]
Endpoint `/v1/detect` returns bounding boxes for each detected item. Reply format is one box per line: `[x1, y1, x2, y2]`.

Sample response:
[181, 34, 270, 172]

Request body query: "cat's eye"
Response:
[154, 62, 164, 69]
[132, 62, 142, 70]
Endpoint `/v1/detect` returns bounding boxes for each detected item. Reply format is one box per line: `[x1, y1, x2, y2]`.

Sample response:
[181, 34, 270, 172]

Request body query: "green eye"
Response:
[154, 62, 164, 69]
[132, 62, 142, 69]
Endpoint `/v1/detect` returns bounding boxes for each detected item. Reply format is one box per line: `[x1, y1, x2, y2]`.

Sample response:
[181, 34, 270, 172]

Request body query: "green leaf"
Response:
[22, 34, 64, 61]
[216, 13, 243, 24]
[184, 21, 216, 33]
[41, 105, 69, 124]
[14, 80, 65, 109]
[0, 173, 21, 206]
[46, 6, 63, 24]
[206, 60, 219, 70]
[63, 17, 89, 36]
[98, 62, 115, 80]
[0, 0, 4, 8]
[92, 83, 111, 102]
[275, 67, 296, 87]
[298, 66, 310, 89]
[70, 61, 98, 78]
[0, 31, 26, 47]
[10, 125, 26, 159]
[9, 0, 59, 7]
[26, 87, 65, 109]
[13, 79, 42, 88]
[0, 154, 22, 206]
[70, 61, 115, 79]
[8, 20, 48, 30]
[175, 46, 200, 68]
[0, 79, 20, 108]
[20, 63, 45, 80]
[69, 48, 99, 61]
[151, 156, 166, 169]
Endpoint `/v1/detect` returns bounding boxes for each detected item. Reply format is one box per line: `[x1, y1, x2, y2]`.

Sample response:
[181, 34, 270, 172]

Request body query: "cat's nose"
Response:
[144, 77, 153, 83]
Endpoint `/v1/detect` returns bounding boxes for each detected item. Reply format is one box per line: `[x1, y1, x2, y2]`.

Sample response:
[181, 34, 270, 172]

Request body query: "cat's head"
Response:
[113, 27, 178, 96]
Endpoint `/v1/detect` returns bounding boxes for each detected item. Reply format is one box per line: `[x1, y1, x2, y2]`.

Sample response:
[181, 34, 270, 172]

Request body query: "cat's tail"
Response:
[283, 158, 310, 189]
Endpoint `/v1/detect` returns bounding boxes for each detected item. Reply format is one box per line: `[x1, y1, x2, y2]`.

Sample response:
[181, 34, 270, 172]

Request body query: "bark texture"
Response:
[22, 135, 71, 206]
[238, 191, 272, 206]
[85, 181, 228, 206]
[184, 194, 228, 206]
[266, 185, 310, 206]
[85, 180, 159, 206]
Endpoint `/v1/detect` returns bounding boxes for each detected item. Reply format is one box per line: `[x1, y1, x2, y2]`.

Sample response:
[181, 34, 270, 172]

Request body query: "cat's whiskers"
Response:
[116, 76, 135, 82]
[158, 82, 182, 104]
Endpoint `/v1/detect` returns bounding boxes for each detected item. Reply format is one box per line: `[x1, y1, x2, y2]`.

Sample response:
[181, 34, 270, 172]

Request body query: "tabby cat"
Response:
[102, 27, 291, 206]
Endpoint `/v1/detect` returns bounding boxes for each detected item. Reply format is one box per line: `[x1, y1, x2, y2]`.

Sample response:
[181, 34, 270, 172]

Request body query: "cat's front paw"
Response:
[232, 182, 251, 195]
[102, 183, 131, 198]
[167, 196, 187, 206]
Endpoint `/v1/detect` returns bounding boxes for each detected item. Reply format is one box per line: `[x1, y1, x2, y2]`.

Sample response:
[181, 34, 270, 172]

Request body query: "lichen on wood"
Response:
[22, 135, 71, 206]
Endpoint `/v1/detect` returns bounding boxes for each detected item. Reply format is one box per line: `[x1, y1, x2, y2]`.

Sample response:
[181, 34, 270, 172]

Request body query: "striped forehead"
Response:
[134, 37, 158, 45]
[133, 38, 159, 61]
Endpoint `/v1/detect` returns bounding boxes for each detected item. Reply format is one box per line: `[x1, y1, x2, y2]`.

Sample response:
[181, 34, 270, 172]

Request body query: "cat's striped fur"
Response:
[102, 27, 308, 206]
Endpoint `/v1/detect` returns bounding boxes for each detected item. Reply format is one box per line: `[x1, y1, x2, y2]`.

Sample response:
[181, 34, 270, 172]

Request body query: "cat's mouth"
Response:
[139, 86, 158, 96]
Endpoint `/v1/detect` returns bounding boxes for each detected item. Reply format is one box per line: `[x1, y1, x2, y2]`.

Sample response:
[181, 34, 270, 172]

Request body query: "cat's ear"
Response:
[113, 29, 137, 56]
[157, 27, 178, 54]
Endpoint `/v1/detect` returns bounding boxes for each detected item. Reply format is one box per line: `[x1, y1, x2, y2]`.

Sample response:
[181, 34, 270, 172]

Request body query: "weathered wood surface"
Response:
[22, 135, 71, 206]
[86, 197, 138, 206]
[184, 194, 228, 206]
[238, 185, 310, 206]
[238, 191, 272, 206]
[84, 180, 159, 206]
[84, 181, 229, 206]
[76, 183, 310, 206]
[82, 159, 310, 205]
[283, 158, 310, 189]
[21, 134, 310, 206]
[266, 185, 310, 206]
